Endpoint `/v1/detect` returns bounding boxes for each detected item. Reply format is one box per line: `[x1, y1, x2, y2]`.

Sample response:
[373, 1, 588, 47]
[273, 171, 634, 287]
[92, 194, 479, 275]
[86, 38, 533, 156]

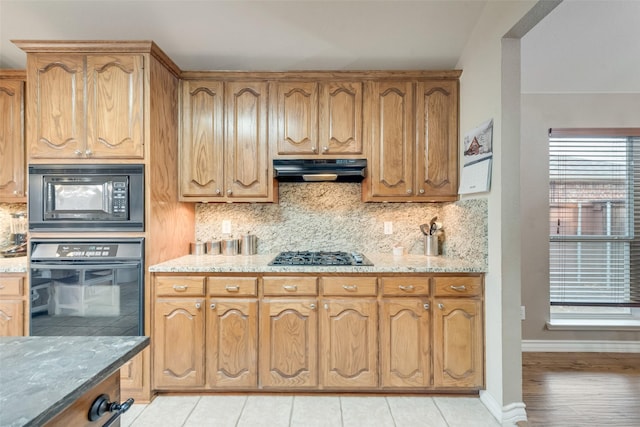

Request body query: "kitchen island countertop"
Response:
[0, 256, 27, 273]
[0, 336, 149, 427]
[149, 253, 485, 273]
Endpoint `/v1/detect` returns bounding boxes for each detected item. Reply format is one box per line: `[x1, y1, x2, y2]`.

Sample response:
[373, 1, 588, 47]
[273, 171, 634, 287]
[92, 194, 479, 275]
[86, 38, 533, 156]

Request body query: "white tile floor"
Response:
[122, 395, 501, 427]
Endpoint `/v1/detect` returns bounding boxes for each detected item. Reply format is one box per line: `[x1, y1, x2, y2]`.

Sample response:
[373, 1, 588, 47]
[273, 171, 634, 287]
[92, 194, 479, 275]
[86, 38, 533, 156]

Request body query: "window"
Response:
[549, 128, 640, 319]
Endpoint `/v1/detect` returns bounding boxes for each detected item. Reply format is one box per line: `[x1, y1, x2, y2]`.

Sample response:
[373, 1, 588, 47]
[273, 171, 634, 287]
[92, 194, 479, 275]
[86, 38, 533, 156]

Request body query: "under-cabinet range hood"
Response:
[273, 159, 367, 182]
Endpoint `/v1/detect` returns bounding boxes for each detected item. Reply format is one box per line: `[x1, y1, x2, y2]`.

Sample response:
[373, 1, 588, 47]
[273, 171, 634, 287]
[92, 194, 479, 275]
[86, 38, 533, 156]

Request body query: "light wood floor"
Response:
[522, 352, 640, 427]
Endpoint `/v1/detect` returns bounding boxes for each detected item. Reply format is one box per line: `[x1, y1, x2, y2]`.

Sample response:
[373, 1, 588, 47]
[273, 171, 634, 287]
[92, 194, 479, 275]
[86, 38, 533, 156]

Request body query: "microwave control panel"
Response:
[57, 244, 119, 258]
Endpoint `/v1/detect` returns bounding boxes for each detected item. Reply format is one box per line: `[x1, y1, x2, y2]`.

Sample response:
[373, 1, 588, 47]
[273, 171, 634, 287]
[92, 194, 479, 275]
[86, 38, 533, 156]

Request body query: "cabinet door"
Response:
[319, 81, 363, 155]
[366, 81, 414, 199]
[380, 298, 430, 388]
[320, 299, 377, 388]
[274, 82, 319, 155]
[0, 300, 24, 336]
[433, 298, 483, 388]
[86, 54, 144, 158]
[415, 81, 459, 199]
[260, 299, 318, 388]
[0, 79, 25, 200]
[225, 81, 270, 199]
[27, 54, 84, 159]
[180, 80, 225, 198]
[153, 298, 205, 388]
[207, 299, 258, 388]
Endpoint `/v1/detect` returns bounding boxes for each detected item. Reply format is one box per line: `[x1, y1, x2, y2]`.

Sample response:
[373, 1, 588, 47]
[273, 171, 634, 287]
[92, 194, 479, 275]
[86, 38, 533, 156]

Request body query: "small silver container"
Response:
[241, 234, 257, 255]
[424, 235, 439, 256]
[221, 238, 239, 256]
[190, 242, 205, 255]
[206, 240, 221, 255]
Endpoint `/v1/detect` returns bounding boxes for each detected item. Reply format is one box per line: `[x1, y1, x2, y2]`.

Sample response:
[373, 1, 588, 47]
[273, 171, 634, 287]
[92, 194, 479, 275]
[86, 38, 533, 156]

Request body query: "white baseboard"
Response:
[480, 390, 527, 426]
[522, 339, 640, 352]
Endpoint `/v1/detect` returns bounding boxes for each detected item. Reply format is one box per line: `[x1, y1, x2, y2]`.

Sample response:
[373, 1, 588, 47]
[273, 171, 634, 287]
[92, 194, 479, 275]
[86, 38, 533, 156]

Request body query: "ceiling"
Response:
[0, 0, 489, 71]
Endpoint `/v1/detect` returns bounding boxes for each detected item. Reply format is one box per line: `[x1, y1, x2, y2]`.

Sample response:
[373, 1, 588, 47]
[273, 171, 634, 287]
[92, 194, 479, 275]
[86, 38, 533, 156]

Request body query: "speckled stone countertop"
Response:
[149, 253, 486, 274]
[0, 336, 149, 427]
[0, 256, 27, 273]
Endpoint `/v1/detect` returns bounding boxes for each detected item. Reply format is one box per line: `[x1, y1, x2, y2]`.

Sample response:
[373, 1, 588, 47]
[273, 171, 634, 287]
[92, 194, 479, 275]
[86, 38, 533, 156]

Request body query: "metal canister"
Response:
[241, 234, 257, 255]
[206, 240, 221, 255]
[221, 238, 239, 256]
[190, 242, 205, 255]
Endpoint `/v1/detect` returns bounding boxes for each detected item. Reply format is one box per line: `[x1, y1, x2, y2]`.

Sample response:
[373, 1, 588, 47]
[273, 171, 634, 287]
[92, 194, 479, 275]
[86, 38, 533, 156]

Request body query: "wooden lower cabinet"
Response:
[0, 273, 27, 336]
[433, 298, 483, 388]
[320, 298, 378, 388]
[380, 298, 431, 388]
[153, 298, 206, 388]
[260, 298, 318, 388]
[207, 298, 258, 388]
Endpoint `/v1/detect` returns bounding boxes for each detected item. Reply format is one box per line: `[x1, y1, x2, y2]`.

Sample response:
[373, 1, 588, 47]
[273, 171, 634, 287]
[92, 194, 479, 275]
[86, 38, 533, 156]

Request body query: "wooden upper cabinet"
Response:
[0, 73, 26, 201]
[225, 81, 271, 199]
[273, 80, 363, 157]
[26, 53, 145, 160]
[86, 55, 144, 158]
[274, 81, 319, 155]
[365, 81, 414, 199]
[415, 80, 459, 199]
[180, 80, 225, 198]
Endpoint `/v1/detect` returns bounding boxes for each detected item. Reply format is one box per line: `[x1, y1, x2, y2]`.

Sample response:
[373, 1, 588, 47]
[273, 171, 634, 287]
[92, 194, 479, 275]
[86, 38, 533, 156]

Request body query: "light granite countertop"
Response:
[0, 255, 27, 273]
[149, 253, 486, 274]
[0, 336, 149, 427]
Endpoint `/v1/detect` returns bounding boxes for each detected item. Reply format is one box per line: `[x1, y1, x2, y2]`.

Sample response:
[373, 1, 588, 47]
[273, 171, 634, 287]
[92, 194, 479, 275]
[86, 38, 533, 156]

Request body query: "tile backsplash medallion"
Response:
[196, 183, 487, 267]
[0, 203, 27, 248]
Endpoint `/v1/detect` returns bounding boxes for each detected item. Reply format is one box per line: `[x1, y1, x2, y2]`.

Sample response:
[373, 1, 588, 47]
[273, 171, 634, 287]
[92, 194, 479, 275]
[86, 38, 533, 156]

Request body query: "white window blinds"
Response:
[549, 128, 640, 307]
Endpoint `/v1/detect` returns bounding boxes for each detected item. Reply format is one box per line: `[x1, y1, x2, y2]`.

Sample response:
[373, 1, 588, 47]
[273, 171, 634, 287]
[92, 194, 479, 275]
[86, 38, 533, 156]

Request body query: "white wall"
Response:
[521, 93, 640, 342]
[455, 0, 536, 423]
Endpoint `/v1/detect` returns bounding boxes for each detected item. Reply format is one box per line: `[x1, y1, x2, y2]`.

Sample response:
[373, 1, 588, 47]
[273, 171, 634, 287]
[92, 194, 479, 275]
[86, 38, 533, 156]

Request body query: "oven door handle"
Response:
[30, 262, 140, 270]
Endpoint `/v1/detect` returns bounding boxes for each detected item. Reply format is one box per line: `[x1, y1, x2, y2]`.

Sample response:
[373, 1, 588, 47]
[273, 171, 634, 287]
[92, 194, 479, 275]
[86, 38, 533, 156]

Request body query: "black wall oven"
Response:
[28, 164, 144, 232]
[30, 238, 144, 337]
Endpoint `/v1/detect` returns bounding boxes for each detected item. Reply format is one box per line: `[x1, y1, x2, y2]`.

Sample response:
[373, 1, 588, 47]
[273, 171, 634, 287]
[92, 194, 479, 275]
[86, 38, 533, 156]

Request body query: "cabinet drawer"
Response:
[0, 276, 24, 297]
[208, 277, 257, 296]
[263, 276, 318, 296]
[381, 277, 429, 296]
[321, 277, 377, 296]
[434, 276, 482, 297]
[156, 276, 205, 296]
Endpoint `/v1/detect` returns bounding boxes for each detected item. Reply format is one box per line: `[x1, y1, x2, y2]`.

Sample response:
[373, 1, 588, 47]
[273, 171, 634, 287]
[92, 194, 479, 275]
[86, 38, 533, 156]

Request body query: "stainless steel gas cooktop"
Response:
[269, 251, 373, 266]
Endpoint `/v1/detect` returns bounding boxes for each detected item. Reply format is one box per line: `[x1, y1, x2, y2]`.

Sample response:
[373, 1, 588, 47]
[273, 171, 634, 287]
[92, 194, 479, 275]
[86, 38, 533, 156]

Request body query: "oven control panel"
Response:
[57, 244, 118, 258]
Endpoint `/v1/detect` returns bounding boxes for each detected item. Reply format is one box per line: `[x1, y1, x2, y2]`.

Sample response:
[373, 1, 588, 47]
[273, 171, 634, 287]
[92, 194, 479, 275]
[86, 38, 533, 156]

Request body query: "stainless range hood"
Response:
[273, 159, 367, 182]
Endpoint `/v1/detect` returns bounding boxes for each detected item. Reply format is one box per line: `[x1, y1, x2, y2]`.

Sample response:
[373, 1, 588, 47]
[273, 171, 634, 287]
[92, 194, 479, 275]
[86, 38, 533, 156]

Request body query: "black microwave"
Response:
[29, 164, 144, 232]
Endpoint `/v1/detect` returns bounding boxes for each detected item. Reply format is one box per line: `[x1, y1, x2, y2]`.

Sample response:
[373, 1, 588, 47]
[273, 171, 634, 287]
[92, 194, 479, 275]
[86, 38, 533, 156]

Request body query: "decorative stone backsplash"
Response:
[0, 203, 27, 249]
[196, 183, 487, 267]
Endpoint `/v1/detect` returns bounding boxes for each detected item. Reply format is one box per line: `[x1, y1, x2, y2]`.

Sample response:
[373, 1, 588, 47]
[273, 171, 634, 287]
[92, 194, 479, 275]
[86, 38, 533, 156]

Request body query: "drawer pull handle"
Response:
[399, 285, 415, 291]
[424, 303, 430, 310]
[210, 303, 216, 310]
[342, 285, 358, 292]
[173, 285, 187, 292]
[450, 285, 467, 292]
[225, 285, 240, 292]
[283, 285, 298, 292]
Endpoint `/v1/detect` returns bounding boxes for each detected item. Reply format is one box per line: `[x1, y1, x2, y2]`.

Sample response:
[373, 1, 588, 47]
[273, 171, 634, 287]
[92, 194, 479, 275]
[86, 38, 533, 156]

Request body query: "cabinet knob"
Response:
[399, 285, 414, 292]
[424, 303, 430, 310]
[215, 189, 221, 195]
[74, 149, 82, 156]
[438, 303, 445, 310]
[309, 303, 316, 310]
[311, 146, 317, 153]
[322, 146, 329, 153]
[419, 189, 425, 194]
[324, 303, 329, 310]
[227, 189, 232, 195]
[85, 149, 93, 156]
[13, 190, 19, 195]
[195, 302, 201, 309]
[210, 303, 216, 310]
[406, 189, 412, 194]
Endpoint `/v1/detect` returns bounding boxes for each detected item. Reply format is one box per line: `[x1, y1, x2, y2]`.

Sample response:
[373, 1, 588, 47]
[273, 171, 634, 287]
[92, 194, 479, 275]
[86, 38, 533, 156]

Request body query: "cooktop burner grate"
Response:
[269, 251, 373, 266]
